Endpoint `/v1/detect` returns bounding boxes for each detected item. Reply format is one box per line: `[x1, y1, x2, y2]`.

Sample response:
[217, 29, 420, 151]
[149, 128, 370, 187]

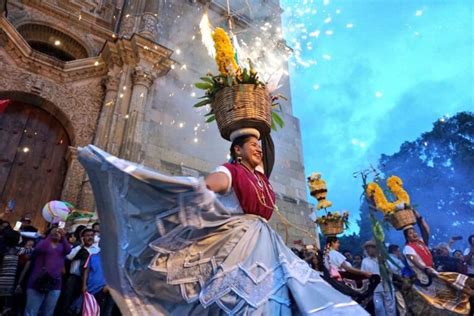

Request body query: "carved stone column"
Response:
[61, 147, 84, 206]
[120, 66, 155, 161]
[94, 74, 120, 149]
[139, 13, 158, 41]
[139, 0, 159, 41]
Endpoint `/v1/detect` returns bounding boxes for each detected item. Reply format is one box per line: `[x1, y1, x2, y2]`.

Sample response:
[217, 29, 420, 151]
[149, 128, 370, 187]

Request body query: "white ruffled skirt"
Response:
[78, 145, 368, 316]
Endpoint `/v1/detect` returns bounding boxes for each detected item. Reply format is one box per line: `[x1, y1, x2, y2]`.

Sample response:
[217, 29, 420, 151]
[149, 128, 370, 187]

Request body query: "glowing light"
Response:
[310, 30, 320, 37]
[325, 30, 334, 36]
[125, 14, 130, 18]
[78, 14, 82, 21]
[123, 86, 127, 90]
[192, 35, 196, 40]
[324, 17, 332, 24]
[179, 122, 184, 128]
[54, 40, 61, 46]
[191, 92, 196, 97]
[375, 91, 383, 98]
[94, 61, 99, 66]
[336, 9, 341, 14]
[440, 117, 445, 122]
[112, 34, 116, 38]
[199, 13, 215, 57]
[171, 64, 175, 70]
[313, 84, 320, 90]
[346, 23, 354, 28]
[424, 141, 428, 146]
[119, 93, 124, 98]
[416, 10, 423, 16]
[176, 48, 181, 55]
[322, 54, 332, 60]
[124, 114, 129, 119]
[323, 0, 330, 5]
[194, 138, 198, 143]
[22, 147, 30, 153]
[180, 64, 187, 70]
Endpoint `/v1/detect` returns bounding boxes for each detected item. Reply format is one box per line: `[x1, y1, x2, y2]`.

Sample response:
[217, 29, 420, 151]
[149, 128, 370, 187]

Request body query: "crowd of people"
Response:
[0, 217, 119, 316]
[0, 213, 473, 316]
[292, 228, 474, 316]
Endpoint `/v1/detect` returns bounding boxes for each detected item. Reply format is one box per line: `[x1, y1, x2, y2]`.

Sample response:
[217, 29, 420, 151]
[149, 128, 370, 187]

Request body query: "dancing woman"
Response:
[403, 210, 473, 315]
[78, 129, 368, 315]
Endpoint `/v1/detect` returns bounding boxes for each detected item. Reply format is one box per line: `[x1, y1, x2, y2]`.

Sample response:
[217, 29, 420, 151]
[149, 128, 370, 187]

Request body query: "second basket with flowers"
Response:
[193, 27, 285, 141]
[307, 172, 350, 236]
[365, 175, 416, 230]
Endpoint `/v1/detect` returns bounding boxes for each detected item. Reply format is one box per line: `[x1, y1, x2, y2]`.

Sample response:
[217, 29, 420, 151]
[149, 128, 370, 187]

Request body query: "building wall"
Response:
[0, 0, 317, 246]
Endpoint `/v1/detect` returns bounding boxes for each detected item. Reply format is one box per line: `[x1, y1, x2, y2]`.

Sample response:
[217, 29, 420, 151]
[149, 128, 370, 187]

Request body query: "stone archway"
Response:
[0, 99, 70, 230]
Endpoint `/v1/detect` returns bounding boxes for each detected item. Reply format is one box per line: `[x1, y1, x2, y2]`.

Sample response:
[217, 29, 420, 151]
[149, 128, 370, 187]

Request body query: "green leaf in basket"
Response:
[193, 99, 211, 108]
[195, 82, 213, 90]
[242, 68, 250, 82]
[205, 115, 216, 123]
[272, 111, 284, 129]
[200, 76, 214, 84]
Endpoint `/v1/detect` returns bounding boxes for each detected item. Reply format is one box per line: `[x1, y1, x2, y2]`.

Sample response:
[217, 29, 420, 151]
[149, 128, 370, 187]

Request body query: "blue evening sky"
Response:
[280, 0, 473, 233]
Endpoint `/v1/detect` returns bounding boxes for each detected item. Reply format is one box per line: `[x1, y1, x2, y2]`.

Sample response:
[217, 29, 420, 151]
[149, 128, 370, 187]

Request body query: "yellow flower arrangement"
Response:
[366, 176, 410, 214]
[307, 172, 332, 210]
[194, 27, 285, 130]
[212, 27, 238, 76]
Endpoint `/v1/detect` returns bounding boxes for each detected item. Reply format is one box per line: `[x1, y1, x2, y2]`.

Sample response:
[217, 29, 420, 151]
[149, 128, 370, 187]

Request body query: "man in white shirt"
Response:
[361, 240, 396, 316]
[387, 244, 407, 316]
[464, 234, 474, 277]
[60, 228, 100, 314]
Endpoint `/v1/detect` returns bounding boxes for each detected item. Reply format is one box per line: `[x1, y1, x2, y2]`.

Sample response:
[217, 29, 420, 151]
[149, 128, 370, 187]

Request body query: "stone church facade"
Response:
[0, 0, 318, 246]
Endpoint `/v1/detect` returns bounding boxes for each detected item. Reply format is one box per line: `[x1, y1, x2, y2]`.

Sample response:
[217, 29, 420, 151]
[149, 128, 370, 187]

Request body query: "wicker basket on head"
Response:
[319, 221, 344, 236]
[211, 84, 272, 141]
[388, 209, 416, 230]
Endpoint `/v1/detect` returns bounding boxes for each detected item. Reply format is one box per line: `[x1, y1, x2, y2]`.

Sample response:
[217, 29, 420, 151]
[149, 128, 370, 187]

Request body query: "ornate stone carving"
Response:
[139, 13, 158, 41]
[105, 74, 120, 92]
[132, 67, 155, 89]
[120, 14, 135, 38]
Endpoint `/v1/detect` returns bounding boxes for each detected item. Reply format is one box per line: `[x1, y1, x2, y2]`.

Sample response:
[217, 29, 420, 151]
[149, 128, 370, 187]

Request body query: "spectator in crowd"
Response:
[453, 249, 464, 260]
[66, 233, 77, 246]
[387, 244, 407, 316]
[463, 234, 474, 277]
[343, 250, 354, 266]
[20, 216, 38, 233]
[325, 237, 372, 279]
[13, 238, 35, 315]
[352, 254, 362, 269]
[60, 228, 100, 315]
[433, 242, 466, 273]
[25, 227, 71, 316]
[0, 228, 33, 314]
[72, 225, 87, 247]
[82, 251, 114, 315]
[361, 240, 396, 316]
[387, 244, 405, 276]
[92, 222, 100, 246]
